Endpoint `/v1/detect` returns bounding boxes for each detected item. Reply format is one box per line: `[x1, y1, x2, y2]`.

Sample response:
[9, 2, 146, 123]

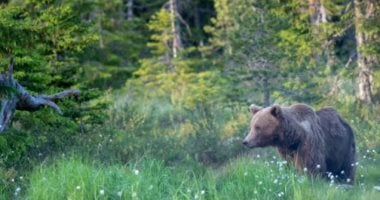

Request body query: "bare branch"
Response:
[16, 86, 80, 114]
[42, 89, 80, 101]
[0, 58, 81, 132]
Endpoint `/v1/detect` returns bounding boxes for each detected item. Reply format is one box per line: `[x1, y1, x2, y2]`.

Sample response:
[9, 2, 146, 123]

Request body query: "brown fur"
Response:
[243, 103, 356, 183]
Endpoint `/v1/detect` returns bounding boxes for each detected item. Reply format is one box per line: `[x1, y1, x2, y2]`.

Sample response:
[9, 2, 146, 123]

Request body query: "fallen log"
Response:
[0, 57, 80, 132]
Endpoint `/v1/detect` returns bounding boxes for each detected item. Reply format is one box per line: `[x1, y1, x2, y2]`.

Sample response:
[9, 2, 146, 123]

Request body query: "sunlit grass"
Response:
[22, 155, 379, 200]
[25, 156, 207, 200]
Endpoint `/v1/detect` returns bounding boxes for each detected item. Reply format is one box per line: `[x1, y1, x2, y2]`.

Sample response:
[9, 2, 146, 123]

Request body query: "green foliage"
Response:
[147, 9, 172, 56]
[0, 0, 105, 170]
[87, 97, 247, 165]
[133, 5, 228, 110]
[204, 0, 325, 104]
[0, 85, 17, 98]
[79, 0, 149, 90]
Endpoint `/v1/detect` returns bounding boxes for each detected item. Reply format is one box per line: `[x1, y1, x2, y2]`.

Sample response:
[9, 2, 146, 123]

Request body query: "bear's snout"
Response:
[242, 136, 257, 148]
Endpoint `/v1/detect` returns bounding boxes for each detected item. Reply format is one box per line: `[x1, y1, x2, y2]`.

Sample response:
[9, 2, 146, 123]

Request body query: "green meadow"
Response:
[4, 154, 379, 200]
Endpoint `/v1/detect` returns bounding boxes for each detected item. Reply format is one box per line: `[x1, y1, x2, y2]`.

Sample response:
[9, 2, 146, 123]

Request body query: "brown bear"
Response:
[242, 103, 356, 183]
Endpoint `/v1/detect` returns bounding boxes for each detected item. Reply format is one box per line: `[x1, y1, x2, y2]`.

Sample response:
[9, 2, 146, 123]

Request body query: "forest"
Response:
[0, 0, 379, 199]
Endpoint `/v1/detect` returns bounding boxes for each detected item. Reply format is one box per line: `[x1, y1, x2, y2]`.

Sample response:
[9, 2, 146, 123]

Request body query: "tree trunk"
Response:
[309, 0, 336, 67]
[0, 58, 80, 132]
[262, 77, 270, 107]
[194, 4, 204, 48]
[169, 0, 181, 60]
[309, 0, 328, 25]
[354, 0, 376, 104]
[98, 9, 104, 49]
[126, 0, 134, 21]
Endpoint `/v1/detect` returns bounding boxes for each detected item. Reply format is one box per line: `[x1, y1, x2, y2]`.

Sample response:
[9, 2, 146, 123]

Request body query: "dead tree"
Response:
[0, 58, 80, 132]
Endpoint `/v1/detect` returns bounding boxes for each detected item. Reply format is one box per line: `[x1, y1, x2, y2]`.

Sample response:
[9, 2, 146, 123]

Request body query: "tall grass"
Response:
[21, 155, 379, 200]
[25, 156, 207, 200]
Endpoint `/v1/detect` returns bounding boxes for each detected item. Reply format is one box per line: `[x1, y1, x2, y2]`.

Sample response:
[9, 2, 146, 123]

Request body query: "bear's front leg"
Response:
[294, 151, 327, 180]
[277, 147, 294, 163]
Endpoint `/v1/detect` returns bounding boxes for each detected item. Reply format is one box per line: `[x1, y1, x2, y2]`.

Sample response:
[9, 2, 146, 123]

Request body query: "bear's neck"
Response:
[277, 117, 306, 150]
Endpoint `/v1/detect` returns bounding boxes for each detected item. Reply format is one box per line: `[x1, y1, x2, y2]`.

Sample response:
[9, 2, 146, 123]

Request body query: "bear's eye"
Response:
[255, 125, 261, 130]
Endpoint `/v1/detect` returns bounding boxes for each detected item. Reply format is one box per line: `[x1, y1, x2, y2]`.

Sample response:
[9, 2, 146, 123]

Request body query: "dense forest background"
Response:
[0, 0, 379, 199]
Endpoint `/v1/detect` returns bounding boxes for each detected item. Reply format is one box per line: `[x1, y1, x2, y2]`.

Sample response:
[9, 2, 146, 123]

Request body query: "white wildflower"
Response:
[297, 177, 304, 183]
[76, 186, 81, 190]
[278, 192, 284, 197]
[244, 172, 248, 176]
[117, 191, 122, 197]
[258, 181, 263, 185]
[194, 194, 199, 199]
[303, 167, 308, 172]
[273, 179, 278, 184]
[340, 170, 345, 174]
[99, 189, 105, 195]
[132, 192, 137, 198]
[316, 164, 321, 169]
[133, 169, 139, 175]
[201, 190, 205, 195]
[346, 178, 351, 183]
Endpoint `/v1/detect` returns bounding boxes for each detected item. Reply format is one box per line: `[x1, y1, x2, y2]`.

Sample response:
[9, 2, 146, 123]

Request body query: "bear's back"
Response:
[282, 103, 316, 122]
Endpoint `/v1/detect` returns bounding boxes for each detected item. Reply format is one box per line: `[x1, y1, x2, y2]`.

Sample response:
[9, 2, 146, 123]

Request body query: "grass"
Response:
[10, 153, 378, 200]
[24, 156, 207, 200]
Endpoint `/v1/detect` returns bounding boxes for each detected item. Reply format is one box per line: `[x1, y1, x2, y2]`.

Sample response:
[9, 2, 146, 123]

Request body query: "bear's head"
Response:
[242, 104, 283, 148]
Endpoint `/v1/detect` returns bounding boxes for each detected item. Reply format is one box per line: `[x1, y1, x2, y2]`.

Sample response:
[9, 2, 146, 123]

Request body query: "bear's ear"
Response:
[270, 105, 282, 118]
[249, 104, 262, 114]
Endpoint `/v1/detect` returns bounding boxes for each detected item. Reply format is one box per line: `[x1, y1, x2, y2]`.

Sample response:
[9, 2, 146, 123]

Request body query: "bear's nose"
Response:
[242, 140, 248, 146]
